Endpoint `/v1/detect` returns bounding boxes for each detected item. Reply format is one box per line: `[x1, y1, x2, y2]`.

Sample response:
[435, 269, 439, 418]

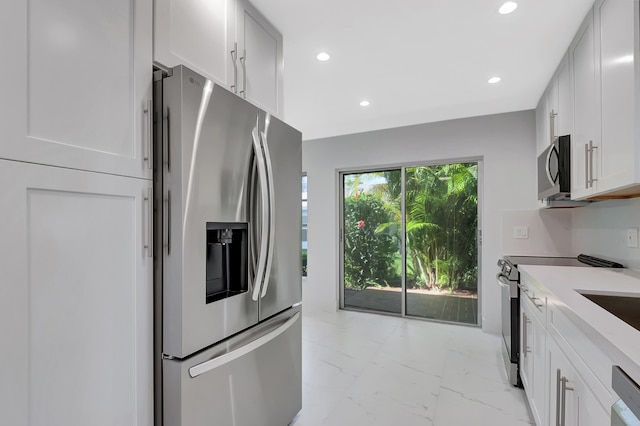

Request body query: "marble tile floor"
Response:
[291, 307, 534, 426]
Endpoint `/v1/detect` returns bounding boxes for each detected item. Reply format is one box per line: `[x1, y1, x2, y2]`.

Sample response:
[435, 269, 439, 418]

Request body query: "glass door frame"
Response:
[338, 157, 483, 326]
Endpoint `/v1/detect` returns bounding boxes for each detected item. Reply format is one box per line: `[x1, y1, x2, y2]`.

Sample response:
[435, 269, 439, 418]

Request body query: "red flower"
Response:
[357, 220, 365, 229]
[355, 190, 359, 200]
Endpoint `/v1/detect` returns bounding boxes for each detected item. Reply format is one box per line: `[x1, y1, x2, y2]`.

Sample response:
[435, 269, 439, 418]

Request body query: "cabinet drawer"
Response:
[548, 304, 616, 408]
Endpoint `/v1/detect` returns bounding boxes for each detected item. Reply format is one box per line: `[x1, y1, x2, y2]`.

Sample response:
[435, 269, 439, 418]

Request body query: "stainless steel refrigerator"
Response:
[153, 65, 302, 426]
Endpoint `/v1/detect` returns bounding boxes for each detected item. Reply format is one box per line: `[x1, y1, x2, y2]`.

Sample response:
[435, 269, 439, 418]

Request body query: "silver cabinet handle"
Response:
[522, 312, 530, 358]
[143, 187, 153, 257]
[230, 42, 238, 94]
[239, 50, 247, 99]
[584, 143, 589, 189]
[550, 110, 557, 144]
[560, 375, 574, 426]
[251, 127, 269, 301]
[165, 190, 171, 255]
[556, 369, 562, 426]
[526, 291, 544, 309]
[143, 99, 153, 169]
[188, 312, 300, 378]
[164, 107, 171, 172]
[259, 129, 275, 299]
[589, 140, 597, 187]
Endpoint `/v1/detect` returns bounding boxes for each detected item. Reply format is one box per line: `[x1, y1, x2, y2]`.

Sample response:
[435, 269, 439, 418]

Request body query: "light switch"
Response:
[627, 228, 638, 248]
[513, 226, 529, 239]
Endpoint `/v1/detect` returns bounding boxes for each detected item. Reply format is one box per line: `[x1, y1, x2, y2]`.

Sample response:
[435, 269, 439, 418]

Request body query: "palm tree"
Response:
[377, 163, 478, 291]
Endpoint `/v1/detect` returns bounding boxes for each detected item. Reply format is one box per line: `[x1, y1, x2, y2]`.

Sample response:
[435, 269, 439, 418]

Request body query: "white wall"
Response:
[572, 198, 640, 270]
[502, 209, 573, 256]
[302, 110, 537, 334]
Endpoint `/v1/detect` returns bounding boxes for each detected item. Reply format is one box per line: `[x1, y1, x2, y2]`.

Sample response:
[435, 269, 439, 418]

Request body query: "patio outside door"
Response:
[340, 161, 480, 325]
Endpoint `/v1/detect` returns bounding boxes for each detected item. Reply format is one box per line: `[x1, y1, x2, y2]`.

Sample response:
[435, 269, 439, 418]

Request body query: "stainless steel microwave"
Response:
[538, 135, 571, 200]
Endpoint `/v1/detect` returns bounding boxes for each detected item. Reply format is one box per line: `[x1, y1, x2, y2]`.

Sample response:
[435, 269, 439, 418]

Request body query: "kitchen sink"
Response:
[581, 293, 640, 332]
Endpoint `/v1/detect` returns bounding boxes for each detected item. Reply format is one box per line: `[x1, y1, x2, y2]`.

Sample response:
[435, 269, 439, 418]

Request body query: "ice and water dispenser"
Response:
[205, 223, 248, 304]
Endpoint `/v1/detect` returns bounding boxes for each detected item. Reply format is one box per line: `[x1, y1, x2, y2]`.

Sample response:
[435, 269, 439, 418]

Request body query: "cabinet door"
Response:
[0, 160, 153, 426]
[556, 54, 573, 137]
[596, 0, 635, 193]
[0, 0, 152, 179]
[236, 0, 284, 116]
[521, 309, 533, 392]
[546, 79, 559, 141]
[536, 96, 549, 156]
[521, 297, 547, 426]
[570, 9, 598, 200]
[154, 0, 235, 89]
[548, 338, 579, 426]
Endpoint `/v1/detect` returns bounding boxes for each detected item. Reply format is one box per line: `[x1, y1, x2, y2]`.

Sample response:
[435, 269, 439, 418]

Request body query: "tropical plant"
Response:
[379, 163, 478, 291]
[343, 192, 399, 290]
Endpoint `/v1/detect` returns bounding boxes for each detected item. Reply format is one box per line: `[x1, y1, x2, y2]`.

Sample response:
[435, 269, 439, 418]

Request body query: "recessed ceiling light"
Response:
[488, 77, 501, 84]
[359, 100, 370, 107]
[316, 52, 330, 61]
[498, 1, 518, 14]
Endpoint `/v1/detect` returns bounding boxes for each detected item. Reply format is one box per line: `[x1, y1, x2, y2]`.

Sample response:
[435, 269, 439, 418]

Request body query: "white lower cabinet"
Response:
[548, 337, 579, 426]
[521, 293, 547, 426]
[520, 274, 613, 426]
[547, 336, 610, 426]
[0, 160, 153, 426]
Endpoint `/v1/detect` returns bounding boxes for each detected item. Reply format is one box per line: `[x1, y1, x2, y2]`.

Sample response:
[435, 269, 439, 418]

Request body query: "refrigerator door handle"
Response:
[188, 312, 300, 378]
[248, 159, 259, 290]
[251, 127, 270, 301]
[259, 129, 276, 298]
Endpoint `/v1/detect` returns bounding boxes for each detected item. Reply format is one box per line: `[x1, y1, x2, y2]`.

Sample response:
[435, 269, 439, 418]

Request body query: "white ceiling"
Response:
[250, 0, 594, 141]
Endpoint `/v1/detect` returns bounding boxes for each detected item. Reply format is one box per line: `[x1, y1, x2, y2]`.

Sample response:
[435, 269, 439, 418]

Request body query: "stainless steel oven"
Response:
[497, 256, 585, 387]
[497, 254, 623, 387]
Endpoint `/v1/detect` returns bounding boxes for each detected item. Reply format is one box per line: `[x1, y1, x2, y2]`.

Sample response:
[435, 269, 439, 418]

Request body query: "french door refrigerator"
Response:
[153, 65, 302, 426]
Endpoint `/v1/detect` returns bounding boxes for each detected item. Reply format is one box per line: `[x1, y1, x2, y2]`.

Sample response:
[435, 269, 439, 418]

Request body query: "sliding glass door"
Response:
[340, 161, 480, 325]
[341, 170, 402, 314]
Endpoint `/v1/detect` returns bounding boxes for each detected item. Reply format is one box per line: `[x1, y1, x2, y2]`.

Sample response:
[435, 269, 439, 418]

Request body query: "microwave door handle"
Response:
[259, 130, 276, 298]
[546, 145, 556, 186]
[251, 127, 269, 301]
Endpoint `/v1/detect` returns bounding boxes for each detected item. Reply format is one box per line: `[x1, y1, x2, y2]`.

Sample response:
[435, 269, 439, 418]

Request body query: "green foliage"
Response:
[302, 249, 307, 277]
[382, 163, 478, 291]
[343, 193, 399, 290]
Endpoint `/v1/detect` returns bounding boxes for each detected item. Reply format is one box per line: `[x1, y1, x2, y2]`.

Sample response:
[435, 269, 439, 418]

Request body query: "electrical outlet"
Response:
[627, 228, 638, 248]
[513, 226, 529, 239]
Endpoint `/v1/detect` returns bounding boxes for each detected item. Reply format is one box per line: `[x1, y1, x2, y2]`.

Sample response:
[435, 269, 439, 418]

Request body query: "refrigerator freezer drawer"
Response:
[163, 307, 302, 426]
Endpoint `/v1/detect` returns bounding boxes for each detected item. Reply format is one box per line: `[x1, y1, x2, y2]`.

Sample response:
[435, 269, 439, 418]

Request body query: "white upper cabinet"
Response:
[153, 0, 284, 117]
[235, 0, 284, 116]
[595, 0, 636, 194]
[535, 52, 572, 156]
[0, 0, 153, 179]
[570, 8, 598, 200]
[556, 55, 573, 137]
[154, 0, 234, 88]
[570, 0, 640, 200]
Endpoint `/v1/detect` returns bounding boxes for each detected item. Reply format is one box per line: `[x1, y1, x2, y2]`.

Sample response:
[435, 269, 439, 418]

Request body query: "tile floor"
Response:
[291, 307, 534, 426]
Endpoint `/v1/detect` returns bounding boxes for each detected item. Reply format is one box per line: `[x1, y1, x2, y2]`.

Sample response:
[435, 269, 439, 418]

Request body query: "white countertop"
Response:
[518, 265, 640, 387]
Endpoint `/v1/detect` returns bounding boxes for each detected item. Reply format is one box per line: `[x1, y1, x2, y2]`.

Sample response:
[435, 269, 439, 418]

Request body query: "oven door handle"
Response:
[496, 273, 511, 287]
